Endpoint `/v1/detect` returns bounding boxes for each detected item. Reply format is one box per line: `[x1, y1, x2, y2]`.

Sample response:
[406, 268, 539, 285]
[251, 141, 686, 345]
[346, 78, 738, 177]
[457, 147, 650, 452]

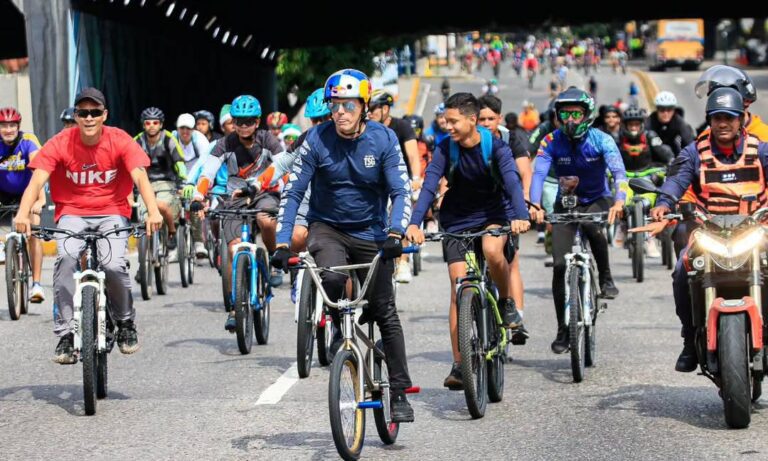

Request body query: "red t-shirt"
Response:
[31, 126, 150, 221]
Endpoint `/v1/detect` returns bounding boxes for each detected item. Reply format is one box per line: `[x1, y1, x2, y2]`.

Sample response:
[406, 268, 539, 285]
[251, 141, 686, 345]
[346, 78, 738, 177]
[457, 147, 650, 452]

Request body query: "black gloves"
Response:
[271, 246, 292, 272]
[381, 235, 403, 259]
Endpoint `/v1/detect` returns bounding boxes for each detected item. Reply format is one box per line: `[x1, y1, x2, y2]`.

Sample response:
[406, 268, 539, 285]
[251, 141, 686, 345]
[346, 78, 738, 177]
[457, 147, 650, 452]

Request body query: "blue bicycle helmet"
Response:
[304, 88, 331, 118]
[230, 95, 262, 118]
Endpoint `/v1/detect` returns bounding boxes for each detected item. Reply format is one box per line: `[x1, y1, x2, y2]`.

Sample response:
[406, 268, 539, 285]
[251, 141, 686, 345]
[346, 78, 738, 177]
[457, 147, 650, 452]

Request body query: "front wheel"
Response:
[5, 237, 23, 320]
[458, 288, 488, 418]
[178, 225, 189, 288]
[412, 251, 421, 276]
[296, 270, 316, 378]
[568, 268, 586, 382]
[234, 255, 254, 355]
[186, 224, 195, 285]
[719, 313, 752, 428]
[81, 286, 99, 415]
[155, 231, 169, 295]
[138, 235, 152, 300]
[329, 349, 366, 460]
[633, 201, 645, 283]
[254, 248, 270, 345]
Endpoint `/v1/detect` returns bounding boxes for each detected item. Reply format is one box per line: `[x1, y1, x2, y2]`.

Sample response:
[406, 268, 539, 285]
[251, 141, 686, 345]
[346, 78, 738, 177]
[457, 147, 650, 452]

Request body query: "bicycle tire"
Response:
[178, 225, 189, 288]
[138, 235, 152, 300]
[373, 340, 399, 444]
[569, 268, 586, 382]
[234, 255, 254, 355]
[458, 288, 487, 419]
[5, 237, 21, 320]
[633, 201, 645, 283]
[329, 349, 366, 460]
[81, 285, 99, 415]
[296, 269, 316, 378]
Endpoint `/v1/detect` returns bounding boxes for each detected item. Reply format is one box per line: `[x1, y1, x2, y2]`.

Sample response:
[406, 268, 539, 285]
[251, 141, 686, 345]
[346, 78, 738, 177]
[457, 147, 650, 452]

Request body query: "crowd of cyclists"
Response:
[2, 52, 768, 435]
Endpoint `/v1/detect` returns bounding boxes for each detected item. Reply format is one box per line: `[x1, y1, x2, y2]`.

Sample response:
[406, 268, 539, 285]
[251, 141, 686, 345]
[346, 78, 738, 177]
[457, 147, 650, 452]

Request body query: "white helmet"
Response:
[654, 91, 678, 108]
[176, 113, 196, 129]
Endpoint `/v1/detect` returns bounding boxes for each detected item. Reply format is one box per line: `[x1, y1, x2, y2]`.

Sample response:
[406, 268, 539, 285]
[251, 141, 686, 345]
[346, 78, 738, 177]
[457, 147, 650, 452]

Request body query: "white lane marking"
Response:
[255, 362, 300, 405]
[416, 83, 431, 116]
[675, 77, 686, 85]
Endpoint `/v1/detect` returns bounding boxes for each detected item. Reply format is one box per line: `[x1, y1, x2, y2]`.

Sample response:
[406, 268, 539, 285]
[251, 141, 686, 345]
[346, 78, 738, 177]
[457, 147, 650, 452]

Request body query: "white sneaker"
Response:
[194, 242, 209, 258]
[613, 225, 626, 248]
[30, 284, 45, 303]
[168, 249, 178, 263]
[645, 238, 661, 258]
[394, 260, 412, 283]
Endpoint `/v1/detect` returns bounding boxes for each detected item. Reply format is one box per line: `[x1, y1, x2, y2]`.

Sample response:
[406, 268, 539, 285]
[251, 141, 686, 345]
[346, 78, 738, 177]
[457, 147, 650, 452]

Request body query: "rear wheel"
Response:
[633, 201, 645, 283]
[178, 225, 189, 288]
[412, 251, 421, 276]
[569, 268, 586, 382]
[296, 270, 316, 378]
[221, 238, 232, 311]
[486, 303, 505, 403]
[155, 231, 169, 295]
[458, 288, 487, 418]
[186, 224, 195, 285]
[373, 340, 399, 444]
[138, 235, 152, 300]
[5, 237, 22, 320]
[81, 286, 98, 415]
[719, 313, 752, 428]
[234, 255, 253, 355]
[254, 248, 270, 345]
[329, 349, 366, 460]
[317, 310, 337, 366]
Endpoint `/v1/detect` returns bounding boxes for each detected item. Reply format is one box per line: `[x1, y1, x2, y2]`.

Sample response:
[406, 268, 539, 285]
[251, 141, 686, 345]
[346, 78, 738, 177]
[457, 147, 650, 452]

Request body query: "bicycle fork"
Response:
[564, 256, 594, 328]
[71, 271, 107, 353]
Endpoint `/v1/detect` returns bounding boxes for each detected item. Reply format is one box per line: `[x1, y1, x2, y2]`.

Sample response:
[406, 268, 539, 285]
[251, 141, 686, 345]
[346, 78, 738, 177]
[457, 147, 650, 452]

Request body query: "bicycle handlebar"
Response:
[31, 225, 143, 241]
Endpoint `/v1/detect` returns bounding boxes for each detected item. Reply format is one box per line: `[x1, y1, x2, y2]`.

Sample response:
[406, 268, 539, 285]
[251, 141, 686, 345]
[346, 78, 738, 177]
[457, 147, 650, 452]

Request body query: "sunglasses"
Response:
[284, 136, 299, 142]
[234, 117, 258, 127]
[144, 120, 161, 126]
[558, 110, 584, 121]
[75, 109, 105, 119]
[328, 101, 358, 114]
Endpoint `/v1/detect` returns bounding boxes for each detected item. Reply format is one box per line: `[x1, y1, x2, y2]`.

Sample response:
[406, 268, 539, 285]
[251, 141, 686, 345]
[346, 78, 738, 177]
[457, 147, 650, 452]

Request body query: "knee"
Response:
[322, 272, 348, 293]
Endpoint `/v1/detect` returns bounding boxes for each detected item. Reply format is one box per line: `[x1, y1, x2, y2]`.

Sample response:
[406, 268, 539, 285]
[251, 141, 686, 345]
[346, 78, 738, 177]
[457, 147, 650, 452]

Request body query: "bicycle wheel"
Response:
[81, 286, 99, 415]
[97, 311, 111, 399]
[373, 340, 399, 445]
[317, 309, 337, 366]
[663, 229, 674, 270]
[206, 224, 216, 268]
[155, 231, 169, 295]
[254, 248, 270, 345]
[221, 238, 232, 311]
[633, 201, 645, 283]
[458, 288, 487, 419]
[178, 225, 189, 288]
[412, 251, 421, 277]
[138, 235, 152, 300]
[486, 304, 505, 403]
[569, 269, 586, 383]
[19, 245, 30, 314]
[585, 284, 598, 368]
[234, 255, 253, 355]
[329, 349, 366, 460]
[5, 237, 22, 320]
[296, 269, 316, 378]
[186, 224, 195, 285]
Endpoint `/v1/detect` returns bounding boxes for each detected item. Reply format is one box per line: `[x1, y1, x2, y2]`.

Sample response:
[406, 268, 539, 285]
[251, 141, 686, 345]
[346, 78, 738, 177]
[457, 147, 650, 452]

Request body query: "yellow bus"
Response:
[645, 19, 704, 71]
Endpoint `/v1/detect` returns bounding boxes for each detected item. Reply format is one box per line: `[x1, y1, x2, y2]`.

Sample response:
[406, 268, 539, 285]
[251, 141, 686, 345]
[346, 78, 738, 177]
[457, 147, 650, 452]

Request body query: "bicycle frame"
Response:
[230, 215, 272, 309]
[563, 233, 596, 329]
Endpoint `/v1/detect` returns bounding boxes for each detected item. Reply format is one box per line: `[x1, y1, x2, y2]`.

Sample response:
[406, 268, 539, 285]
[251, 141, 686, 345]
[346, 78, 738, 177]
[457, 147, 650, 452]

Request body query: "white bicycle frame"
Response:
[71, 269, 108, 353]
[563, 249, 595, 329]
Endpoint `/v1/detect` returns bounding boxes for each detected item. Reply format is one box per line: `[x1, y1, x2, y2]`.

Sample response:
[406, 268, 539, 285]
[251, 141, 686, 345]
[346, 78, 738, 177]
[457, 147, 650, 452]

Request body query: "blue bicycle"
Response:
[211, 206, 277, 354]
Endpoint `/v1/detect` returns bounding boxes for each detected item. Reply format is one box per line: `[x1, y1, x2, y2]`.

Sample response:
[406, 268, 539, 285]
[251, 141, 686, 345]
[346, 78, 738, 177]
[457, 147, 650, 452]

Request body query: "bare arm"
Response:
[515, 156, 532, 201]
[14, 169, 50, 235]
[130, 167, 163, 235]
[403, 139, 422, 188]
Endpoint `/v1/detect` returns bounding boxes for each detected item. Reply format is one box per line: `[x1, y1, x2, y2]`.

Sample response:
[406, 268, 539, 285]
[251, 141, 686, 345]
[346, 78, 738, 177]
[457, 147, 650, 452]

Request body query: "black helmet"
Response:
[705, 87, 744, 118]
[141, 106, 165, 122]
[603, 105, 621, 117]
[553, 87, 596, 139]
[403, 114, 424, 132]
[60, 107, 75, 123]
[193, 110, 215, 126]
[695, 65, 756, 106]
[368, 90, 394, 109]
[622, 107, 646, 123]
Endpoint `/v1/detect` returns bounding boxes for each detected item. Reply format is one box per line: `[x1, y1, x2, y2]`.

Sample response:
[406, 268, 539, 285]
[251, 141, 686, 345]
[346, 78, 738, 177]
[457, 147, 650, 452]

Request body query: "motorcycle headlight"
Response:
[694, 228, 764, 270]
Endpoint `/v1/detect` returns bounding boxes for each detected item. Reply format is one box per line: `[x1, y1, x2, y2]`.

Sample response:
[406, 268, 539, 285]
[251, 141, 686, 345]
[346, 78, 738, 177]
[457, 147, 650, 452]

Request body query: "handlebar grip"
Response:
[402, 245, 420, 254]
[288, 256, 301, 267]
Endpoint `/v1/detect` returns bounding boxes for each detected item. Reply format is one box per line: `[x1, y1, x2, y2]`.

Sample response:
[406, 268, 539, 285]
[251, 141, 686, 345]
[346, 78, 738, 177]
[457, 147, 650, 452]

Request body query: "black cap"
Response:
[74, 88, 106, 107]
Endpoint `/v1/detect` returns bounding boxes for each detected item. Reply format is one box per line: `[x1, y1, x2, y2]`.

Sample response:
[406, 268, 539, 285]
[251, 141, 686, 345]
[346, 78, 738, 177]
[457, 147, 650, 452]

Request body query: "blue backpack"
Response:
[447, 126, 501, 187]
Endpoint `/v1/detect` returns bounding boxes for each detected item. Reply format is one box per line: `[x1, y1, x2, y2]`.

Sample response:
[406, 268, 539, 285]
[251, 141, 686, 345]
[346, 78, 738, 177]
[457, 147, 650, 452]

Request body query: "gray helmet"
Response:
[194, 110, 215, 126]
[695, 65, 756, 105]
[140, 106, 165, 122]
[705, 87, 744, 118]
[60, 107, 75, 123]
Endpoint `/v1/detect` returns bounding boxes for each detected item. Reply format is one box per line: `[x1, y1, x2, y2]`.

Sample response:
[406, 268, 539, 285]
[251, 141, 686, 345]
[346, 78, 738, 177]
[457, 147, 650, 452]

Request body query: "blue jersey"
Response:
[530, 128, 627, 205]
[276, 121, 410, 243]
[0, 132, 41, 196]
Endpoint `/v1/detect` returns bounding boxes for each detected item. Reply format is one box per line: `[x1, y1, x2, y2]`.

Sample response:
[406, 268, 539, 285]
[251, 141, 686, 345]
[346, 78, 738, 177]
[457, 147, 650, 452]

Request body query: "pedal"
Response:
[404, 386, 420, 394]
[508, 328, 529, 345]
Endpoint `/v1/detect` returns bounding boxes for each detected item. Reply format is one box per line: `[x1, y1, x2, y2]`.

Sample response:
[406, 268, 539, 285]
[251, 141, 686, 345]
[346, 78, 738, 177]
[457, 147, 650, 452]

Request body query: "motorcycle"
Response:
[630, 178, 767, 429]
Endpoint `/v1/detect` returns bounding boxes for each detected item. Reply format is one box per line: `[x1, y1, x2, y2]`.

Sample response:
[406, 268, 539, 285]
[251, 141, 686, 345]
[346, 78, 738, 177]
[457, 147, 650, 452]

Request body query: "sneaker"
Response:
[225, 312, 237, 332]
[536, 232, 545, 244]
[194, 241, 208, 258]
[599, 277, 619, 299]
[53, 333, 76, 364]
[500, 298, 522, 328]
[269, 268, 284, 288]
[675, 334, 698, 372]
[613, 224, 626, 248]
[443, 362, 463, 390]
[116, 320, 140, 354]
[167, 249, 178, 263]
[390, 390, 415, 423]
[551, 326, 569, 354]
[645, 238, 661, 258]
[394, 260, 412, 283]
[29, 283, 45, 303]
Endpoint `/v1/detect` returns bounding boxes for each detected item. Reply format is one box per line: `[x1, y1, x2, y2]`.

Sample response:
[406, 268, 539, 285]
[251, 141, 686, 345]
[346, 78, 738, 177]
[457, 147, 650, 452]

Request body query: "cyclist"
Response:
[279, 123, 302, 151]
[193, 95, 284, 330]
[598, 105, 622, 145]
[194, 110, 222, 142]
[219, 104, 235, 136]
[405, 92, 530, 389]
[174, 113, 210, 173]
[646, 91, 695, 156]
[0, 107, 46, 302]
[266, 111, 288, 139]
[14, 88, 163, 363]
[613, 107, 673, 255]
[60, 107, 77, 130]
[366, 89, 423, 283]
[271, 69, 415, 423]
[134, 107, 187, 261]
[424, 103, 450, 149]
[529, 87, 626, 354]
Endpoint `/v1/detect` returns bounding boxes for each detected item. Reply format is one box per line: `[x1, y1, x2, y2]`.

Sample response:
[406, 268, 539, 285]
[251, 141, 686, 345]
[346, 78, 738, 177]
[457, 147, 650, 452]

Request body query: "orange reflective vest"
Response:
[692, 132, 766, 215]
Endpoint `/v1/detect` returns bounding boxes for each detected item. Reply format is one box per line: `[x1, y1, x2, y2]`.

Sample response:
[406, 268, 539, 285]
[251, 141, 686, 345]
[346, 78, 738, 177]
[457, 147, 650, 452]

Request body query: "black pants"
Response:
[307, 222, 412, 390]
[551, 197, 612, 327]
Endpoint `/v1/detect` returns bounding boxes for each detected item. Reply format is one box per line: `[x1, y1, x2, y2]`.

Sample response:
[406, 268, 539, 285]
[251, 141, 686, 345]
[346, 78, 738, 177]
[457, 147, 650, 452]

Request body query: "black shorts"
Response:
[221, 194, 280, 243]
[443, 223, 517, 265]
